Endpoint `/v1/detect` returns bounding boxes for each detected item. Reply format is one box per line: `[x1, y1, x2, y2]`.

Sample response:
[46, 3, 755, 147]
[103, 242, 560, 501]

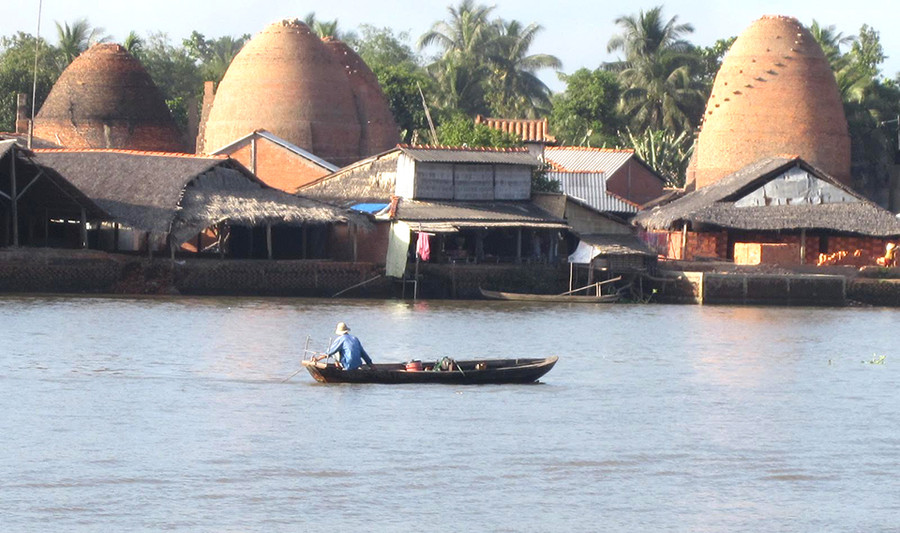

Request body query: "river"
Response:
[1, 295, 898, 532]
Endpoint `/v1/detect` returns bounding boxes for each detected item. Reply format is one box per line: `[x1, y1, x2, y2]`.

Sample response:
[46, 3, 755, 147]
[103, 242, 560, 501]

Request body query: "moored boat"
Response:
[479, 287, 618, 303]
[301, 356, 558, 384]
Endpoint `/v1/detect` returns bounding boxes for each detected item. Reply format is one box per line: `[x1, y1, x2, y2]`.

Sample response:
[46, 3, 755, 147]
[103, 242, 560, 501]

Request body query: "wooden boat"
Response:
[479, 288, 619, 303]
[301, 356, 558, 384]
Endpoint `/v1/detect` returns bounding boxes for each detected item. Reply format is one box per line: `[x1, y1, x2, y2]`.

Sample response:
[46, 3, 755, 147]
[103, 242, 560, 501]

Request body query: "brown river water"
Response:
[1, 295, 898, 532]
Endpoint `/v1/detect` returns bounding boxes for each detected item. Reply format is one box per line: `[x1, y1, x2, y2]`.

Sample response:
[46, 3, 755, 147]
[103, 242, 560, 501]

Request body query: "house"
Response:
[633, 156, 900, 265]
[209, 130, 339, 193]
[299, 145, 569, 277]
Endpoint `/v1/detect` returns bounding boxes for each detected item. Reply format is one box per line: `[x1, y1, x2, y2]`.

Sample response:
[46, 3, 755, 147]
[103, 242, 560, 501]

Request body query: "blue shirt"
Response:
[326, 333, 373, 370]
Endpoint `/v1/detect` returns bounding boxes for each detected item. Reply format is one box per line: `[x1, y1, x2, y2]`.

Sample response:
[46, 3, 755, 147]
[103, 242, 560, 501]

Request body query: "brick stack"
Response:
[687, 15, 851, 189]
[33, 44, 187, 152]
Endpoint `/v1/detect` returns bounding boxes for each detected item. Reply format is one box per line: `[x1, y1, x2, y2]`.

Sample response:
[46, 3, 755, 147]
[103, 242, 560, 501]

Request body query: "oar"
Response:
[283, 335, 314, 383]
[281, 367, 305, 383]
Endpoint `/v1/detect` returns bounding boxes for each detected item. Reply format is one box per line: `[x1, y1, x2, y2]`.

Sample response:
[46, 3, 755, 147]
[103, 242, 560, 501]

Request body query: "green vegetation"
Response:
[0, 5, 897, 200]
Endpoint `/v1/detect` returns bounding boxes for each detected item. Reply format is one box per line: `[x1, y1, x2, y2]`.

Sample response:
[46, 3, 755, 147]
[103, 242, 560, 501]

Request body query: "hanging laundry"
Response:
[416, 232, 431, 261]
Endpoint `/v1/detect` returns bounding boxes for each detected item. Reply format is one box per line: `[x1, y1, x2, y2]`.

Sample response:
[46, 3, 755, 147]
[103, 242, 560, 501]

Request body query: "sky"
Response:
[4, 0, 899, 92]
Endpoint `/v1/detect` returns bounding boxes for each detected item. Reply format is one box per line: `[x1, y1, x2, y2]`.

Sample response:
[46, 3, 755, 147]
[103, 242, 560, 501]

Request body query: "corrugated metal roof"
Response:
[399, 146, 540, 166]
[543, 147, 634, 173]
[548, 172, 638, 213]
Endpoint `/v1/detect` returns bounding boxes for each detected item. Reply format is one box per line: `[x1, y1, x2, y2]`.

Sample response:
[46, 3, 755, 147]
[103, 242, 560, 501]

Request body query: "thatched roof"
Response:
[32, 150, 365, 243]
[1, 142, 105, 217]
[0, 139, 16, 159]
[634, 156, 900, 237]
[577, 234, 656, 256]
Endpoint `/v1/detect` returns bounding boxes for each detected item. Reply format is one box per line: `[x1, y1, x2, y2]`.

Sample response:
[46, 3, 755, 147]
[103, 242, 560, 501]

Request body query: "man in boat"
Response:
[320, 322, 375, 370]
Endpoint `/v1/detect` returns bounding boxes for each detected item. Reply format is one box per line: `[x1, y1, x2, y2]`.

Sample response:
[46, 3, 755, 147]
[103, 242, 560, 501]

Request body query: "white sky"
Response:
[4, 0, 899, 92]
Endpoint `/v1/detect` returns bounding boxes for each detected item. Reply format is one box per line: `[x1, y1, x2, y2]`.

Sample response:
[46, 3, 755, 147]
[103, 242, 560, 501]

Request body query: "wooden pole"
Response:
[79, 207, 87, 249]
[569, 262, 574, 293]
[10, 150, 18, 246]
[266, 223, 273, 260]
[516, 229, 522, 263]
[352, 224, 358, 262]
[800, 229, 807, 264]
[681, 223, 688, 260]
[414, 251, 420, 301]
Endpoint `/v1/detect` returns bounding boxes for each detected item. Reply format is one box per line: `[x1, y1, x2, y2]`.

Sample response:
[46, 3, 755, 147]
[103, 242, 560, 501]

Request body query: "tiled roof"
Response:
[543, 146, 635, 173]
[475, 115, 556, 143]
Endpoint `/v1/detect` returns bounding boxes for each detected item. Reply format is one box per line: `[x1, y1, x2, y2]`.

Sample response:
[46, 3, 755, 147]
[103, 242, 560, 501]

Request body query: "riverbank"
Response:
[2, 248, 899, 306]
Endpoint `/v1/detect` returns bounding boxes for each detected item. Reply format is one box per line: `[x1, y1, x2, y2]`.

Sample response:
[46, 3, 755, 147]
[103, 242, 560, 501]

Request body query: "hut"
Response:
[198, 20, 398, 166]
[686, 15, 851, 189]
[634, 156, 900, 266]
[32, 44, 187, 152]
[32, 149, 365, 259]
[0, 140, 104, 248]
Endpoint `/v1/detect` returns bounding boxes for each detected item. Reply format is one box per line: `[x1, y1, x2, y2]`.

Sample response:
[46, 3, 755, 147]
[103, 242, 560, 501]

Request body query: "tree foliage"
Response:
[435, 113, 520, 147]
[0, 32, 61, 132]
[621, 127, 693, 187]
[607, 6, 705, 135]
[549, 68, 621, 146]
[419, 0, 560, 119]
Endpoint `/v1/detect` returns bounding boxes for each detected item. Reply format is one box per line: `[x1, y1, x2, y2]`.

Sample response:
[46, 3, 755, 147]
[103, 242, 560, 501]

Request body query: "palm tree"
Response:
[418, 0, 497, 115]
[607, 6, 704, 134]
[809, 20, 874, 103]
[487, 20, 562, 117]
[303, 12, 356, 41]
[123, 31, 143, 55]
[55, 19, 108, 65]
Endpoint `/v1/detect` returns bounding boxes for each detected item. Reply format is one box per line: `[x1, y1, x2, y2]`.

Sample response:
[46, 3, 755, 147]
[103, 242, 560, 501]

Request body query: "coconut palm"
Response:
[303, 13, 356, 41]
[607, 6, 704, 134]
[418, 0, 497, 115]
[55, 19, 108, 65]
[123, 31, 143, 55]
[487, 20, 562, 118]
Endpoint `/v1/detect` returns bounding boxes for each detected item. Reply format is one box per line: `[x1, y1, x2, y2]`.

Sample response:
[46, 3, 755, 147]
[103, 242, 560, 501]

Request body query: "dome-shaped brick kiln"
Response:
[687, 15, 851, 189]
[201, 20, 397, 167]
[321, 37, 399, 158]
[33, 43, 187, 152]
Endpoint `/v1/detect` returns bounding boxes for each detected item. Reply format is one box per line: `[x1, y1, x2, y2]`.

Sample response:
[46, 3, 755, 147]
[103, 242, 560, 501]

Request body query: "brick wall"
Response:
[227, 139, 331, 193]
[607, 160, 665, 205]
